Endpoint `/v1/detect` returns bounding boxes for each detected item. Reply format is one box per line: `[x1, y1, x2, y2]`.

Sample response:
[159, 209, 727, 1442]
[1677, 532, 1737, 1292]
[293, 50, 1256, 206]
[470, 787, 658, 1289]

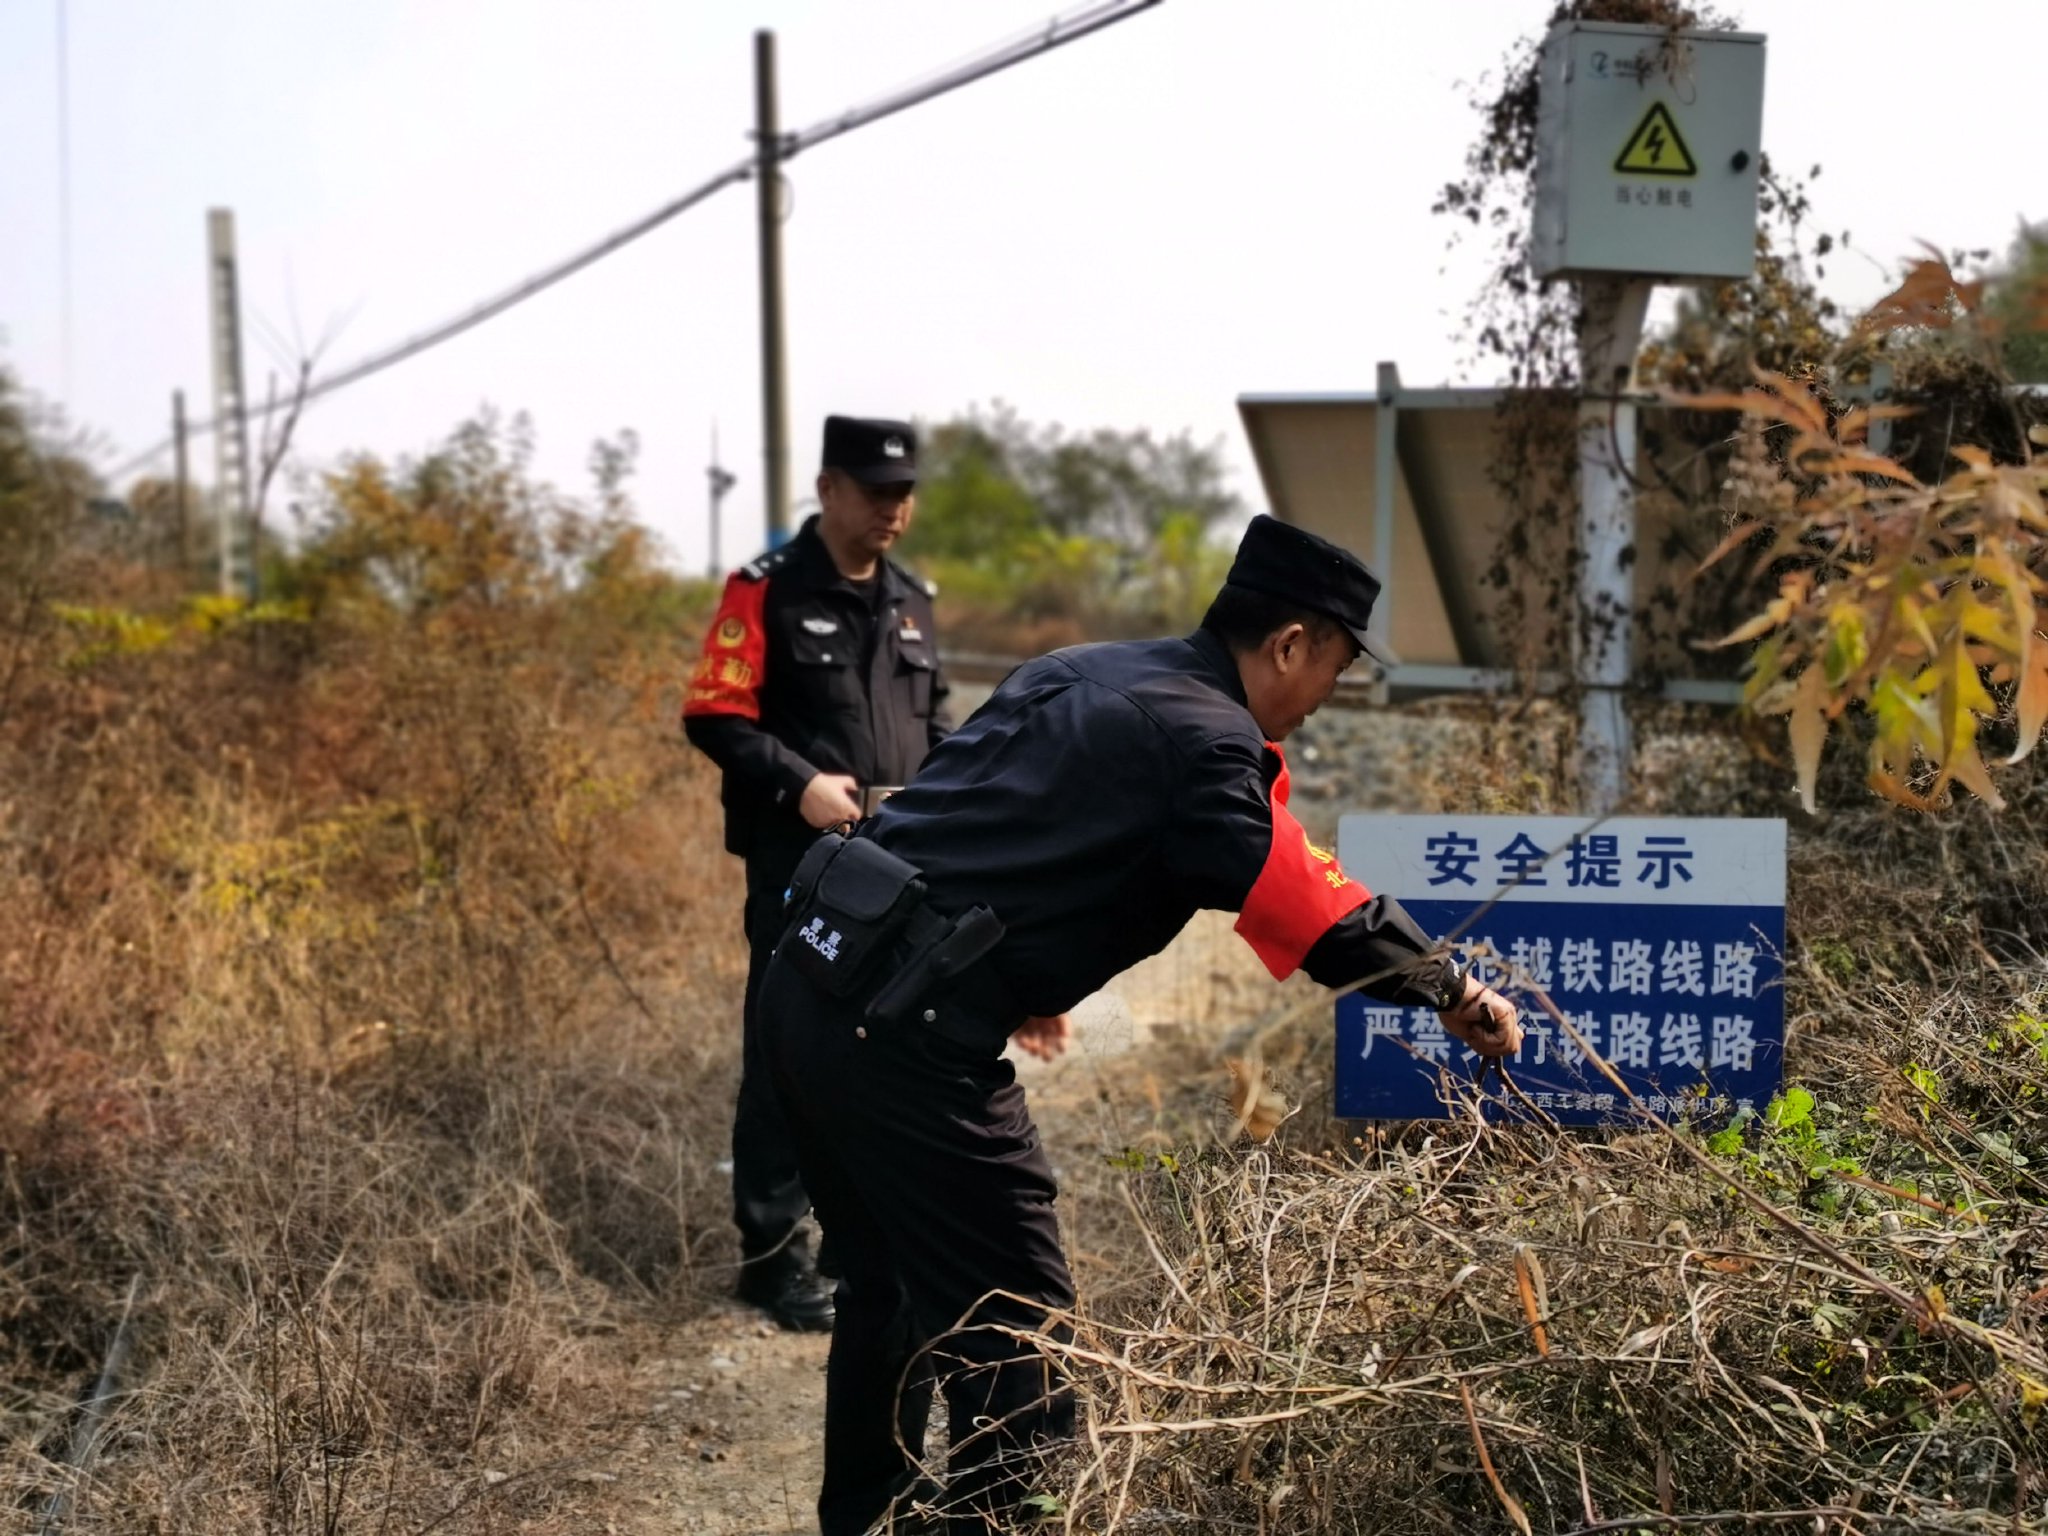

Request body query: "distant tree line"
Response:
[893, 404, 1243, 647]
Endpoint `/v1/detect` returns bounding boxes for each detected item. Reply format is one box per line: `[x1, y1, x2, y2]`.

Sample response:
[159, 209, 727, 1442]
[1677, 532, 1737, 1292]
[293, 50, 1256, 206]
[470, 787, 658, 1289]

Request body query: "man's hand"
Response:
[1441, 973, 1523, 1058]
[798, 772, 862, 829]
[1010, 1013, 1072, 1063]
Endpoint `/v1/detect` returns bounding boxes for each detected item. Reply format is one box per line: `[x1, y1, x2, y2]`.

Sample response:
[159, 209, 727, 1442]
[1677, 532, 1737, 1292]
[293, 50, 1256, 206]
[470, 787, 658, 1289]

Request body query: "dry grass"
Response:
[1033, 746, 2048, 1535]
[7, 474, 2048, 1532]
[0, 565, 749, 1531]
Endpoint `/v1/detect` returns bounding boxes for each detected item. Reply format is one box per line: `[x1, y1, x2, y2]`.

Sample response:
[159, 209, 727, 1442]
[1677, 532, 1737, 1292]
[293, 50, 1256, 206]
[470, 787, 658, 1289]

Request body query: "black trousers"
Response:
[760, 952, 1076, 1536]
[732, 843, 815, 1275]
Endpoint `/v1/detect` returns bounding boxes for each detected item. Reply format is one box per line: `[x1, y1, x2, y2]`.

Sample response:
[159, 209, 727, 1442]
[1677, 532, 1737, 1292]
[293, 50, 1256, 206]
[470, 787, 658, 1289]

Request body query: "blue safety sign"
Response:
[1333, 816, 1786, 1126]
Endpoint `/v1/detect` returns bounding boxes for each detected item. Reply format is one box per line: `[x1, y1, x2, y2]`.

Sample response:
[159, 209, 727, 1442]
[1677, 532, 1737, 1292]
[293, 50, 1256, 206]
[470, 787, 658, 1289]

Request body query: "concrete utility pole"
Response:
[1574, 278, 1652, 814]
[205, 208, 256, 600]
[708, 423, 737, 579]
[754, 29, 791, 548]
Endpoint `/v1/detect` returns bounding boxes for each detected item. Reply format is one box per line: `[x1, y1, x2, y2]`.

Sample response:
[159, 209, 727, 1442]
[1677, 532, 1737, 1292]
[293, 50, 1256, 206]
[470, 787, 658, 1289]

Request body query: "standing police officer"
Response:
[683, 415, 951, 1332]
[758, 515, 1524, 1533]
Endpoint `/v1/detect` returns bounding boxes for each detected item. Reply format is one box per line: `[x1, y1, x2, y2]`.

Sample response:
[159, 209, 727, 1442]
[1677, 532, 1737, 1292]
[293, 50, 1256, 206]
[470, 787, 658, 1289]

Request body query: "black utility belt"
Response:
[781, 832, 1016, 1053]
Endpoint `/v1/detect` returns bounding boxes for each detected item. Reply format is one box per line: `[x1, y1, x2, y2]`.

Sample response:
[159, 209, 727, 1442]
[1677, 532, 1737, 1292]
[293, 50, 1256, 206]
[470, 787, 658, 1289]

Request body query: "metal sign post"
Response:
[1575, 277, 1653, 812]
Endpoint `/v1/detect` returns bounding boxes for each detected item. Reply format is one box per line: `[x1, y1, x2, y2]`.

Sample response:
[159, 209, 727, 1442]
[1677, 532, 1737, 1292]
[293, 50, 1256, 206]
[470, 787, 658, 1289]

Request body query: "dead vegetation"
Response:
[6, 363, 2048, 1534]
[1039, 758, 2048, 1535]
[0, 403, 751, 1530]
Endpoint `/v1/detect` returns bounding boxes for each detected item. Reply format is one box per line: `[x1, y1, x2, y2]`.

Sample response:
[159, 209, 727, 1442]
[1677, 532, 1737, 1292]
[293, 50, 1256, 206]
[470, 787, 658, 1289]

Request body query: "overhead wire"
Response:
[104, 163, 752, 483]
[782, 0, 1159, 159]
[103, 0, 1162, 487]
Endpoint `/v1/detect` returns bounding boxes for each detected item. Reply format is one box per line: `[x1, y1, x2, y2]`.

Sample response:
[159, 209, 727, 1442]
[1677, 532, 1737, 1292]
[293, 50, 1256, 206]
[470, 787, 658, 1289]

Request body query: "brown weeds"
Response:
[1038, 771, 2048, 1535]
[0, 492, 743, 1529]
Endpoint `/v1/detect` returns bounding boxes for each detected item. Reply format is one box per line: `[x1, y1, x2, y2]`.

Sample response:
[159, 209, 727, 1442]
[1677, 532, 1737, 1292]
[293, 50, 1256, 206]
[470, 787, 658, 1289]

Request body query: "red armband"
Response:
[1233, 745, 1371, 979]
[682, 575, 769, 720]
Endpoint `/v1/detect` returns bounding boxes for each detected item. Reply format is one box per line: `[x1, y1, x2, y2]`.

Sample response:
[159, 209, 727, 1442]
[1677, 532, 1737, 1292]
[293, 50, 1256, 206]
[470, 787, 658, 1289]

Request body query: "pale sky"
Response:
[1, 0, 2038, 573]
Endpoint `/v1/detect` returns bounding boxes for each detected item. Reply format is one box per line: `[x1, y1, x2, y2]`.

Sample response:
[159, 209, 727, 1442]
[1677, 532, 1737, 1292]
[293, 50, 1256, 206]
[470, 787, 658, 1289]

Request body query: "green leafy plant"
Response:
[1902, 1062, 1943, 1119]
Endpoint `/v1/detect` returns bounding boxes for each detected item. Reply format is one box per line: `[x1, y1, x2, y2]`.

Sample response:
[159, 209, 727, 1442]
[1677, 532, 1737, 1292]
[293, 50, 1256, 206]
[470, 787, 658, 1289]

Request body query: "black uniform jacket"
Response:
[684, 517, 953, 857]
[867, 627, 1459, 1017]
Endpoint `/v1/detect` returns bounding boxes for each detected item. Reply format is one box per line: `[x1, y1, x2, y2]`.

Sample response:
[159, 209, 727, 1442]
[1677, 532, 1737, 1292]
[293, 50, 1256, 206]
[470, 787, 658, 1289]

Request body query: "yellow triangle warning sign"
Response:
[1614, 101, 1697, 178]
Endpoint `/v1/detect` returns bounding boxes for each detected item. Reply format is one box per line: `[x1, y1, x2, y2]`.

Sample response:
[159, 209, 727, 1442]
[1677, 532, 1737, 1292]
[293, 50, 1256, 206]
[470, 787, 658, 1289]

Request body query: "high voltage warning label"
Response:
[1614, 102, 1697, 177]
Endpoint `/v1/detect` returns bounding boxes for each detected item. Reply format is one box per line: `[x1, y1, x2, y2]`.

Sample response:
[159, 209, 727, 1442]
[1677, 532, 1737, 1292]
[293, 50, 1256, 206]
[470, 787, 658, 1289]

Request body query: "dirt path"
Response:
[567, 912, 1269, 1536]
[592, 1306, 829, 1535]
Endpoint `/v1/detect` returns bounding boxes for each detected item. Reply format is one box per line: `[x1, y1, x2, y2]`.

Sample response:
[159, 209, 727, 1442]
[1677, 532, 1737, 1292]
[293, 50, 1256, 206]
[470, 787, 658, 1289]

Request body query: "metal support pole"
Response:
[754, 29, 791, 547]
[251, 368, 279, 595]
[1574, 277, 1653, 813]
[171, 390, 190, 578]
[1371, 361, 1401, 652]
[708, 423, 737, 579]
[1866, 360, 1895, 457]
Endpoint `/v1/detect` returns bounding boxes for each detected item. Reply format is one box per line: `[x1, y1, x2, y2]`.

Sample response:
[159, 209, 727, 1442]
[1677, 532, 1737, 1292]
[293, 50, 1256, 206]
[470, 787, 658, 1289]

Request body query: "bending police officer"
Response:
[758, 515, 1523, 1533]
[683, 415, 952, 1332]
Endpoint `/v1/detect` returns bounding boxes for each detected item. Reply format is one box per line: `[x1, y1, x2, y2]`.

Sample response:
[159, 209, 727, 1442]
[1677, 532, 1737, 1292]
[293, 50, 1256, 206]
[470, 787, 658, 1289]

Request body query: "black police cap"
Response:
[1222, 514, 1389, 661]
[822, 415, 918, 486]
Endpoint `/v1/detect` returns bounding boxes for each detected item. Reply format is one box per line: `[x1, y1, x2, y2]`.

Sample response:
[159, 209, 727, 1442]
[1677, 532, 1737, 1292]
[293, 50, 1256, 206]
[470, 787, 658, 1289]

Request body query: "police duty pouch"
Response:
[782, 832, 928, 999]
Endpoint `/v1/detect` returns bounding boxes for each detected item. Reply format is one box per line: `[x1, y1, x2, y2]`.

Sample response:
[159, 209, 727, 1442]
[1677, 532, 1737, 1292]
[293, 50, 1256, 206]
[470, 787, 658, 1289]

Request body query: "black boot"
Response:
[737, 1255, 836, 1332]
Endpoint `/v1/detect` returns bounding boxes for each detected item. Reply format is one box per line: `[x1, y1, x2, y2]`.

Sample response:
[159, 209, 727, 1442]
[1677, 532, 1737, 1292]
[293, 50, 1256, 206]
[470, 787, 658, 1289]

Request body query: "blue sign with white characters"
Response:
[1333, 816, 1786, 1126]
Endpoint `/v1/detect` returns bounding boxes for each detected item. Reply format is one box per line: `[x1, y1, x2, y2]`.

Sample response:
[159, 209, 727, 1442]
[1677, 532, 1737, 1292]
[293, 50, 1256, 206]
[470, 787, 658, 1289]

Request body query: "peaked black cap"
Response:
[822, 415, 918, 486]
[1222, 514, 1389, 661]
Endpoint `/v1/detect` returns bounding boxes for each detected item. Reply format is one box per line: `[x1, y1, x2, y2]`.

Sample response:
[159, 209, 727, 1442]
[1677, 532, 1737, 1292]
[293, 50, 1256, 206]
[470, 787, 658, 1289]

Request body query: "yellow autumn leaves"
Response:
[1694, 372, 2048, 814]
[1225, 1056, 1290, 1141]
[1691, 246, 2048, 813]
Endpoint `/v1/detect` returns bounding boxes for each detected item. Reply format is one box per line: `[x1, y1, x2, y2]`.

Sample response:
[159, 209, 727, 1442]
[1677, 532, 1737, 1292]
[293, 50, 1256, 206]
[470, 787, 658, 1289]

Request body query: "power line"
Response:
[106, 163, 751, 484]
[103, 0, 1162, 487]
[783, 0, 1159, 159]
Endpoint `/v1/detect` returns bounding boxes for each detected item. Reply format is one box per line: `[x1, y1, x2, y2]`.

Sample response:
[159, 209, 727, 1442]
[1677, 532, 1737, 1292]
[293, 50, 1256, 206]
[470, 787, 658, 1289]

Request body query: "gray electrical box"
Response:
[1531, 21, 1766, 282]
